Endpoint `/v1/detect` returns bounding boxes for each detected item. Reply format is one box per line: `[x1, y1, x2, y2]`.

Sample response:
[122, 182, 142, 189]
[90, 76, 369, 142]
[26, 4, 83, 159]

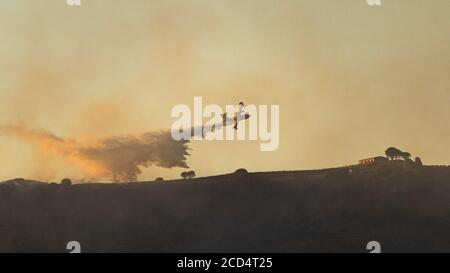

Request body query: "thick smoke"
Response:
[0, 125, 190, 182]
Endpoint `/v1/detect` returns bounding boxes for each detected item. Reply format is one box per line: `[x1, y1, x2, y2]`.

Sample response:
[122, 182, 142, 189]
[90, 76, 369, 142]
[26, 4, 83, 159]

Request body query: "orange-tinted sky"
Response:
[0, 0, 449, 182]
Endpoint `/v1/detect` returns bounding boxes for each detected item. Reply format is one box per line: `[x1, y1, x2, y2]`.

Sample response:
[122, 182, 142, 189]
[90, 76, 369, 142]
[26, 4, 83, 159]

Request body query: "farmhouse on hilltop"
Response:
[359, 156, 388, 165]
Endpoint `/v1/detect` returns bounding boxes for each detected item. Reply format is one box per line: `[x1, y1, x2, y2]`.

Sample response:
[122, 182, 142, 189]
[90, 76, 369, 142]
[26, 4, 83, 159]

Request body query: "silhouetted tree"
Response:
[187, 171, 196, 179]
[235, 168, 248, 175]
[385, 147, 403, 160]
[405, 158, 415, 166]
[401, 152, 411, 160]
[61, 178, 72, 188]
[415, 157, 423, 167]
[181, 172, 188, 179]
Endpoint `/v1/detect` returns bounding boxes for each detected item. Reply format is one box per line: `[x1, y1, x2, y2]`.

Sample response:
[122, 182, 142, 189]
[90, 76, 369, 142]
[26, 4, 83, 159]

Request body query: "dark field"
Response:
[1, 165, 450, 253]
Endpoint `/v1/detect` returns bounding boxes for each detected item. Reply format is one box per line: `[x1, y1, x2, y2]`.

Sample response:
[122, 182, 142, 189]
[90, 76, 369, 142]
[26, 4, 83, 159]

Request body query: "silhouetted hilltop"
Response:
[0, 178, 47, 188]
[1, 164, 450, 253]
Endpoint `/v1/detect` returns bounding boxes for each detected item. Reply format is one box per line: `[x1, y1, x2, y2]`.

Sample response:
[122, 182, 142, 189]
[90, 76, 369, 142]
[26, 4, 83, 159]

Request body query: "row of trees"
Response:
[385, 147, 422, 166]
[154, 170, 197, 182]
[385, 147, 411, 161]
[181, 170, 196, 180]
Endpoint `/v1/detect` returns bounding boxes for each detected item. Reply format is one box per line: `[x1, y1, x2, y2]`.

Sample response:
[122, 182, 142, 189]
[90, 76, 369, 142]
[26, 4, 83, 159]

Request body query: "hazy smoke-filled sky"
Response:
[0, 0, 449, 182]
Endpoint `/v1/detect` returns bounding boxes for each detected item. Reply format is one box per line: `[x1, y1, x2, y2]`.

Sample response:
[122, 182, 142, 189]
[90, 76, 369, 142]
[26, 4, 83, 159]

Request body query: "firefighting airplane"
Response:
[222, 102, 250, 130]
[184, 102, 251, 139]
